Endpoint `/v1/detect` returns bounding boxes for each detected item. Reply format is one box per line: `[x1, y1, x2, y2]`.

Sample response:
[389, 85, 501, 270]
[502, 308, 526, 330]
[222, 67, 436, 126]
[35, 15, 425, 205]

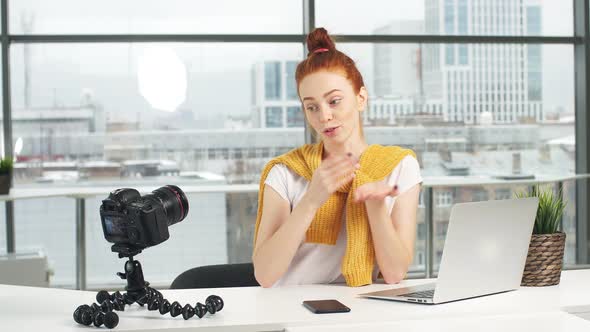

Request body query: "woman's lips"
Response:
[323, 126, 340, 137]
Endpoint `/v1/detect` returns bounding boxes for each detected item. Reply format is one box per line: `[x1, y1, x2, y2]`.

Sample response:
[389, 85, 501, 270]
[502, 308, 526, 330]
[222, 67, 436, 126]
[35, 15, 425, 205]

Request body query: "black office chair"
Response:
[170, 263, 259, 289]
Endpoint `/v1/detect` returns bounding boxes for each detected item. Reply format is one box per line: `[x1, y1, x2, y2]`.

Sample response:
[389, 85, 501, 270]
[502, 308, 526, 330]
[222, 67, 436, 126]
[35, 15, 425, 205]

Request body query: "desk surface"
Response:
[286, 311, 590, 332]
[2, 270, 590, 331]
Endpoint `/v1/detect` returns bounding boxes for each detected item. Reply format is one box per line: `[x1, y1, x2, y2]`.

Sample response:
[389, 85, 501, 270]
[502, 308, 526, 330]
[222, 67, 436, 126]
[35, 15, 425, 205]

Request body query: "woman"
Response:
[252, 28, 422, 288]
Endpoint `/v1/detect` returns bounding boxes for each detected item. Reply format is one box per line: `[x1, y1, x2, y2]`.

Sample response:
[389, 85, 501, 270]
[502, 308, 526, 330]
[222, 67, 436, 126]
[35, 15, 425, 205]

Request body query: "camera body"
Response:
[99, 185, 189, 256]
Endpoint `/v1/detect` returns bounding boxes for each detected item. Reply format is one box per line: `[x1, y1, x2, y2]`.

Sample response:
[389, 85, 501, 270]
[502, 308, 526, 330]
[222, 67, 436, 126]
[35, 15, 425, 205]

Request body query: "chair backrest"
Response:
[170, 263, 259, 289]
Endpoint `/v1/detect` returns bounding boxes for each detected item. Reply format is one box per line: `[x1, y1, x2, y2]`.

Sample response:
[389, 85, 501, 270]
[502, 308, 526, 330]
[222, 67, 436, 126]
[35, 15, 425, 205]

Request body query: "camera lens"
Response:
[146, 185, 189, 226]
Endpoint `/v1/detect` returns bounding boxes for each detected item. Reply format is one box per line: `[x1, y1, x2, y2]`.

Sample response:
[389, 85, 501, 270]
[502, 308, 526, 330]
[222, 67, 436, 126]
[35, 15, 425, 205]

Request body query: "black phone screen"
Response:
[302, 299, 351, 314]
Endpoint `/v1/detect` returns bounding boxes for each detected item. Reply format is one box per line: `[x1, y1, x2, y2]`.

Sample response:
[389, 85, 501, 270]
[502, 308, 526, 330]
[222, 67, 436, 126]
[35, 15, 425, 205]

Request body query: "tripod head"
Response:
[116, 256, 150, 302]
[111, 243, 143, 259]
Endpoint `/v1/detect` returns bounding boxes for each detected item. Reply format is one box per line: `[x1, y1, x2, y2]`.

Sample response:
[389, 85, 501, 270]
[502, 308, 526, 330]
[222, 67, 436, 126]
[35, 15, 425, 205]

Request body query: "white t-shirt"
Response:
[263, 155, 423, 286]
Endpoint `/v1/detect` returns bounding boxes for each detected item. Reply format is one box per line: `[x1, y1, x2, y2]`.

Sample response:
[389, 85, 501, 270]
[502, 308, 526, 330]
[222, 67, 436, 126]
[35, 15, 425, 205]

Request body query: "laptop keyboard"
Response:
[399, 289, 435, 299]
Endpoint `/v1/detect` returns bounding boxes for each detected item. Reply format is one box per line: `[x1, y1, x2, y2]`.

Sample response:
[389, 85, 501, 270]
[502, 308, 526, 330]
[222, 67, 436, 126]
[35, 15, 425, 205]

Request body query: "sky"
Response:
[9, 0, 573, 35]
[4, 0, 578, 126]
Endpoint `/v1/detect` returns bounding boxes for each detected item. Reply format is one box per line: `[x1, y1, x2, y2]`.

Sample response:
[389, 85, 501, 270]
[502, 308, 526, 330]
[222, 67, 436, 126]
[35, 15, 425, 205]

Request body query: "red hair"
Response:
[295, 28, 365, 95]
[296, 28, 366, 139]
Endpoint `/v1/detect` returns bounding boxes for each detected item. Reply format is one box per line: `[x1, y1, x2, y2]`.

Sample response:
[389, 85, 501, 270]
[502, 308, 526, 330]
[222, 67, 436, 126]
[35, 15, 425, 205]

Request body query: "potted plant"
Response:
[517, 185, 567, 286]
[0, 158, 13, 195]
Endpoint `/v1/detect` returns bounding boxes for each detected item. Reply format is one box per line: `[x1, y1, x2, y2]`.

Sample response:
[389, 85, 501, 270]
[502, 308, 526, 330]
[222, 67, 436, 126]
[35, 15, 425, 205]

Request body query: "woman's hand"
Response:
[354, 180, 399, 203]
[305, 153, 360, 209]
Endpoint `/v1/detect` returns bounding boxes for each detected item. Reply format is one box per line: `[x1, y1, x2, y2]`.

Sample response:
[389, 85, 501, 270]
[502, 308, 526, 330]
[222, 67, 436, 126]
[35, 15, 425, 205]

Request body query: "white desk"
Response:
[1, 270, 590, 331]
[286, 312, 590, 332]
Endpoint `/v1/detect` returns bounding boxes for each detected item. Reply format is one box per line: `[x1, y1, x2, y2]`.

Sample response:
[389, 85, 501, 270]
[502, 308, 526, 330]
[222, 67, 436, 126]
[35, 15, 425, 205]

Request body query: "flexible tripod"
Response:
[73, 256, 224, 329]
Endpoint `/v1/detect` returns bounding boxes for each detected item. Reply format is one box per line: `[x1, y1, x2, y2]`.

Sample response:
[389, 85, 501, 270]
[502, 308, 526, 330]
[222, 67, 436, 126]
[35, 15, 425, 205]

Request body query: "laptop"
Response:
[359, 197, 539, 304]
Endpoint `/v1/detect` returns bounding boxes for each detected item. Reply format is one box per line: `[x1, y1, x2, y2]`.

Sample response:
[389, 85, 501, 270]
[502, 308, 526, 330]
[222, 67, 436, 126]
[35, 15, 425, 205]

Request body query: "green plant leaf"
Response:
[515, 184, 567, 234]
[0, 158, 13, 173]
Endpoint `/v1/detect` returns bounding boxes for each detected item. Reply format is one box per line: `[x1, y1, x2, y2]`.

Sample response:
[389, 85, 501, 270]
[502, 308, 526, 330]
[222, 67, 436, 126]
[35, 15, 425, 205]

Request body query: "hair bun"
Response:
[306, 28, 336, 56]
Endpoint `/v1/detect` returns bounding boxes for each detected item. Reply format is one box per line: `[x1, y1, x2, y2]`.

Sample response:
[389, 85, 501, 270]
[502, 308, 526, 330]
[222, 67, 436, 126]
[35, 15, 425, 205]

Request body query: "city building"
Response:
[372, 0, 544, 125]
[373, 20, 425, 99]
[422, 0, 543, 124]
[251, 60, 302, 128]
[11, 123, 571, 181]
[252, 60, 441, 128]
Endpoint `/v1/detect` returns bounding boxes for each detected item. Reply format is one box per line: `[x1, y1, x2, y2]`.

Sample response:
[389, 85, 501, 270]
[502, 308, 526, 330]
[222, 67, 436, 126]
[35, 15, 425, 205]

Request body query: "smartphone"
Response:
[302, 299, 351, 314]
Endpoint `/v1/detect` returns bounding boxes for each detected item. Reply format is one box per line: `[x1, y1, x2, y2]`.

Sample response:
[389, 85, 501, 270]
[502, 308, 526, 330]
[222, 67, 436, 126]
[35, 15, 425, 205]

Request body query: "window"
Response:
[444, 0, 455, 35]
[9, 42, 303, 286]
[436, 221, 449, 237]
[417, 252, 424, 265]
[459, 45, 468, 65]
[437, 191, 454, 207]
[446, 44, 455, 65]
[458, 0, 468, 34]
[417, 222, 426, 239]
[527, 45, 542, 101]
[495, 188, 512, 200]
[287, 106, 304, 127]
[472, 189, 489, 202]
[11, 0, 303, 34]
[316, 0, 572, 36]
[342, 41, 573, 171]
[526, 6, 542, 36]
[286, 61, 298, 100]
[264, 62, 281, 100]
[4, 0, 580, 288]
[265, 107, 283, 128]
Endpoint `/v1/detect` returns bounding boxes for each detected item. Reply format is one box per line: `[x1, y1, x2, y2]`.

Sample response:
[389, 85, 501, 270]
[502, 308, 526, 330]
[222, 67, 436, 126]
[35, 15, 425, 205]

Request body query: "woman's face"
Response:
[299, 71, 367, 144]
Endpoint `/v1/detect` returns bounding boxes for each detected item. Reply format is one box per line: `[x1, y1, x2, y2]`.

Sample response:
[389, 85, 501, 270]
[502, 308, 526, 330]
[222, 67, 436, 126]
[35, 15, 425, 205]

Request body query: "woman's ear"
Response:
[357, 87, 368, 112]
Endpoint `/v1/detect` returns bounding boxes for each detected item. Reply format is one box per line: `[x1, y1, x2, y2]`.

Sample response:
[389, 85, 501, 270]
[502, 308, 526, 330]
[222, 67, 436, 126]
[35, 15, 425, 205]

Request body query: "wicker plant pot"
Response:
[0, 171, 10, 195]
[521, 232, 566, 287]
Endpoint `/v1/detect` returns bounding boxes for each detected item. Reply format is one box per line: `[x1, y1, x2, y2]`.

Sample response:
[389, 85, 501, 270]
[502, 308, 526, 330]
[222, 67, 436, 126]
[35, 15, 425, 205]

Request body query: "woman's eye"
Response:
[306, 105, 318, 112]
[330, 98, 341, 105]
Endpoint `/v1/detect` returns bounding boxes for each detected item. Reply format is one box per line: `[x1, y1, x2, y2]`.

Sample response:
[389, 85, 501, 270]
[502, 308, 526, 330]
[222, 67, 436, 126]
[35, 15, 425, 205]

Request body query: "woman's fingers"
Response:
[390, 184, 399, 197]
[318, 153, 404, 202]
[319, 154, 359, 190]
[354, 183, 374, 202]
[336, 168, 356, 188]
[325, 163, 356, 191]
[354, 182, 400, 203]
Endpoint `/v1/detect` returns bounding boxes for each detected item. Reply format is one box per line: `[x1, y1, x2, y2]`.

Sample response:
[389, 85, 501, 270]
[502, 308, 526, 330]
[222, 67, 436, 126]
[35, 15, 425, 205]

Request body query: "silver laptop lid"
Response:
[433, 197, 538, 303]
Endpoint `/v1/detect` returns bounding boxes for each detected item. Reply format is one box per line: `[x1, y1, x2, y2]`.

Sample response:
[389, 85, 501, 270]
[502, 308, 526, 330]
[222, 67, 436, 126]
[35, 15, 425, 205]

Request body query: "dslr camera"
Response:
[100, 185, 189, 257]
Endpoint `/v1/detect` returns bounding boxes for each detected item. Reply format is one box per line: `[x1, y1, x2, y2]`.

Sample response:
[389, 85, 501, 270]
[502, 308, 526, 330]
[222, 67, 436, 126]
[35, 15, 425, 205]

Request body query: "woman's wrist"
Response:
[300, 192, 322, 211]
[365, 198, 387, 208]
[365, 199, 388, 222]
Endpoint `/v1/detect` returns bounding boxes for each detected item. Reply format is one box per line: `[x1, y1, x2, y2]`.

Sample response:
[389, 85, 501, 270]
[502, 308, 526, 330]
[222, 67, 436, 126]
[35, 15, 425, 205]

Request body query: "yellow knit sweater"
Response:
[254, 142, 416, 287]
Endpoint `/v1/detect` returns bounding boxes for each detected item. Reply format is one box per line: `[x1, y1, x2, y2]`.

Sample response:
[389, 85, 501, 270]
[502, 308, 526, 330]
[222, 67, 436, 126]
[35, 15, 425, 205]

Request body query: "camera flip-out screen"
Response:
[103, 215, 127, 237]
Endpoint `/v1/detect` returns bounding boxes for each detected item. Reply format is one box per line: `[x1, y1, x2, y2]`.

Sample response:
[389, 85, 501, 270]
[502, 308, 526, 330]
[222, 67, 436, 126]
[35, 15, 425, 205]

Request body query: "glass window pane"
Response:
[339, 43, 574, 173]
[0, 203, 4, 253]
[10, 43, 303, 286]
[264, 62, 281, 100]
[265, 106, 282, 128]
[433, 182, 577, 269]
[86, 192, 235, 285]
[563, 179, 577, 265]
[336, 42, 574, 272]
[287, 106, 304, 128]
[286, 61, 299, 100]
[316, 0, 572, 36]
[15, 197, 75, 286]
[11, 0, 302, 34]
[0, 51, 3, 253]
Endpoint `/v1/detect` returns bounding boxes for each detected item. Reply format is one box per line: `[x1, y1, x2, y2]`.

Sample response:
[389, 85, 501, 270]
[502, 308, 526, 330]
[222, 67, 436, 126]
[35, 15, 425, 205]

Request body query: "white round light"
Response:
[14, 137, 23, 156]
[137, 46, 187, 112]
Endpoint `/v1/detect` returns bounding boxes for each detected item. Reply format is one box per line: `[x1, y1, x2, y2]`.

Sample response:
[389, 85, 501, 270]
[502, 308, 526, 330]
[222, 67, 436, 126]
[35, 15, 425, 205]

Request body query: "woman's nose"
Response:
[319, 107, 333, 122]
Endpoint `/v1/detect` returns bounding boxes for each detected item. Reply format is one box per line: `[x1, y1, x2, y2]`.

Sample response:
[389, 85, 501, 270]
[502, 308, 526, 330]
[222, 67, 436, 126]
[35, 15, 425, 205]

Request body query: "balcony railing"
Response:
[2, 173, 589, 290]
